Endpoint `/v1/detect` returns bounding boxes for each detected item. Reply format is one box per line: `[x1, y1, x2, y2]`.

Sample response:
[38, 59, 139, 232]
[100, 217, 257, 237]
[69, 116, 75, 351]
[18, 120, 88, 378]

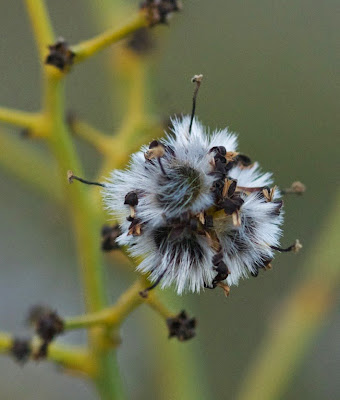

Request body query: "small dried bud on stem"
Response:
[166, 310, 196, 341]
[141, 0, 182, 27]
[127, 28, 154, 54]
[10, 338, 31, 364]
[27, 305, 64, 359]
[282, 181, 306, 195]
[189, 74, 203, 134]
[45, 38, 75, 71]
[271, 239, 302, 253]
[101, 224, 122, 251]
[67, 170, 106, 187]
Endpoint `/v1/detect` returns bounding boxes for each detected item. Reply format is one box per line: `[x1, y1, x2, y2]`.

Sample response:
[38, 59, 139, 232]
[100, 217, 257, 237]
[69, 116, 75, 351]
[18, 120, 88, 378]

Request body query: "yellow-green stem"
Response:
[70, 118, 110, 154]
[72, 14, 147, 63]
[43, 72, 125, 399]
[0, 331, 93, 375]
[24, 0, 127, 395]
[48, 343, 95, 376]
[0, 107, 41, 130]
[65, 278, 172, 331]
[0, 332, 12, 354]
[0, 130, 63, 203]
[25, 0, 54, 60]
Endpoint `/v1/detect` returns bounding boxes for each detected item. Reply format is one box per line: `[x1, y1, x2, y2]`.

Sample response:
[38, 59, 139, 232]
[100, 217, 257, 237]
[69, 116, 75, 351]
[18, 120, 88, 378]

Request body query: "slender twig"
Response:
[69, 118, 110, 154]
[0, 331, 94, 375]
[48, 343, 95, 376]
[0, 130, 63, 203]
[64, 278, 172, 331]
[0, 332, 12, 354]
[0, 107, 42, 131]
[189, 74, 203, 134]
[71, 14, 147, 64]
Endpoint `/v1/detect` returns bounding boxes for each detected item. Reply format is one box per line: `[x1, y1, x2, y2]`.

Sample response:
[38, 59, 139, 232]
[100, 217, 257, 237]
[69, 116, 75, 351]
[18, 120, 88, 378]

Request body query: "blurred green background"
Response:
[0, 1, 339, 399]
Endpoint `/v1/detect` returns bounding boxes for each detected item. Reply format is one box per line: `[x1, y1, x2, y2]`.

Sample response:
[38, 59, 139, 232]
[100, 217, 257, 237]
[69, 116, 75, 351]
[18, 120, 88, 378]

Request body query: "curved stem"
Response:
[72, 14, 147, 64]
[64, 278, 172, 331]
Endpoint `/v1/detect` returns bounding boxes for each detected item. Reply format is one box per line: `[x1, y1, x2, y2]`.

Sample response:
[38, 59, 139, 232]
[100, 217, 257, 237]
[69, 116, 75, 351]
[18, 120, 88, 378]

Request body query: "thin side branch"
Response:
[71, 14, 147, 64]
[68, 116, 110, 154]
[64, 278, 172, 331]
[0, 331, 94, 376]
[0, 107, 45, 135]
[0, 130, 63, 203]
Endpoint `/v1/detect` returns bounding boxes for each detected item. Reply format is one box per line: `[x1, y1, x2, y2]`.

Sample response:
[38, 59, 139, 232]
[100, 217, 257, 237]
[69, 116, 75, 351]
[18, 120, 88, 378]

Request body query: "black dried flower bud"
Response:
[27, 305, 50, 325]
[28, 306, 64, 343]
[251, 268, 259, 277]
[212, 260, 230, 285]
[124, 191, 139, 207]
[11, 338, 31, 364]
[212, 251, 223, 266]
[209, 146, 227, 156]
[101, 224, 122, 251]
[252, 256, 273, 276]
[204, 214, 214, 229]
[229, 179, 238, 195]
[221, 197, 244, 215]
[166, 310, 196, 341]
[141, 0, 182, 27]
[127, 28, 154, 54]
[271, 200, 283, 216]
[235, 154, 252, 167]
[45, 38, 75, 71]
[36, 311, 64, 343]
[149, 140, 160, 149]
[34, 341, 49, 360]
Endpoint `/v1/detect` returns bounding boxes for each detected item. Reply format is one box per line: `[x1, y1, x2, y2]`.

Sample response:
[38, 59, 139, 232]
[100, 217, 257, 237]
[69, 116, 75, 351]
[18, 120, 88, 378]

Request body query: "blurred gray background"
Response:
[0, 0, 339, 399]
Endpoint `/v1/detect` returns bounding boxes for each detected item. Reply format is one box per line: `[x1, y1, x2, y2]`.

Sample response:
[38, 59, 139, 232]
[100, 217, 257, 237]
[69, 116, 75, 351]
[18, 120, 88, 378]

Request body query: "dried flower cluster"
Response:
[28, 305, 64, 359]
[141, 0, 182, 26]
[103, 116, 296, 294]
[45, 38, 75, 71]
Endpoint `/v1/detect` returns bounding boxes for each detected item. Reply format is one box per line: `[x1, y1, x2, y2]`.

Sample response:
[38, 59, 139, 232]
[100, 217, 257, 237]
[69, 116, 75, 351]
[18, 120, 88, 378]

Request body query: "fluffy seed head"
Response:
[103, 116, 284, 294]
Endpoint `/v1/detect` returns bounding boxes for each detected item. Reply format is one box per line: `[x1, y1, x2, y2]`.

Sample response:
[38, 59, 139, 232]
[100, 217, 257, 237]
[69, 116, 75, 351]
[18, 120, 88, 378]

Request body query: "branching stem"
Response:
[65, 278, 172, 331]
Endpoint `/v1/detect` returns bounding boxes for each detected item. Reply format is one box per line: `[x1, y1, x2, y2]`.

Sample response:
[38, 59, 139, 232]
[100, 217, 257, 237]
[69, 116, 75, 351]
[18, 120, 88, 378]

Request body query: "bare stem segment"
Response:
[71, 14, 147, 64]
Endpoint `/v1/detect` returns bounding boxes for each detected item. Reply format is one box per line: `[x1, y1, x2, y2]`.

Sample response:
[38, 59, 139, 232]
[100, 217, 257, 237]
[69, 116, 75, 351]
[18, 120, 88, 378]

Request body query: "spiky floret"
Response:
[103, 116, 284, 294]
